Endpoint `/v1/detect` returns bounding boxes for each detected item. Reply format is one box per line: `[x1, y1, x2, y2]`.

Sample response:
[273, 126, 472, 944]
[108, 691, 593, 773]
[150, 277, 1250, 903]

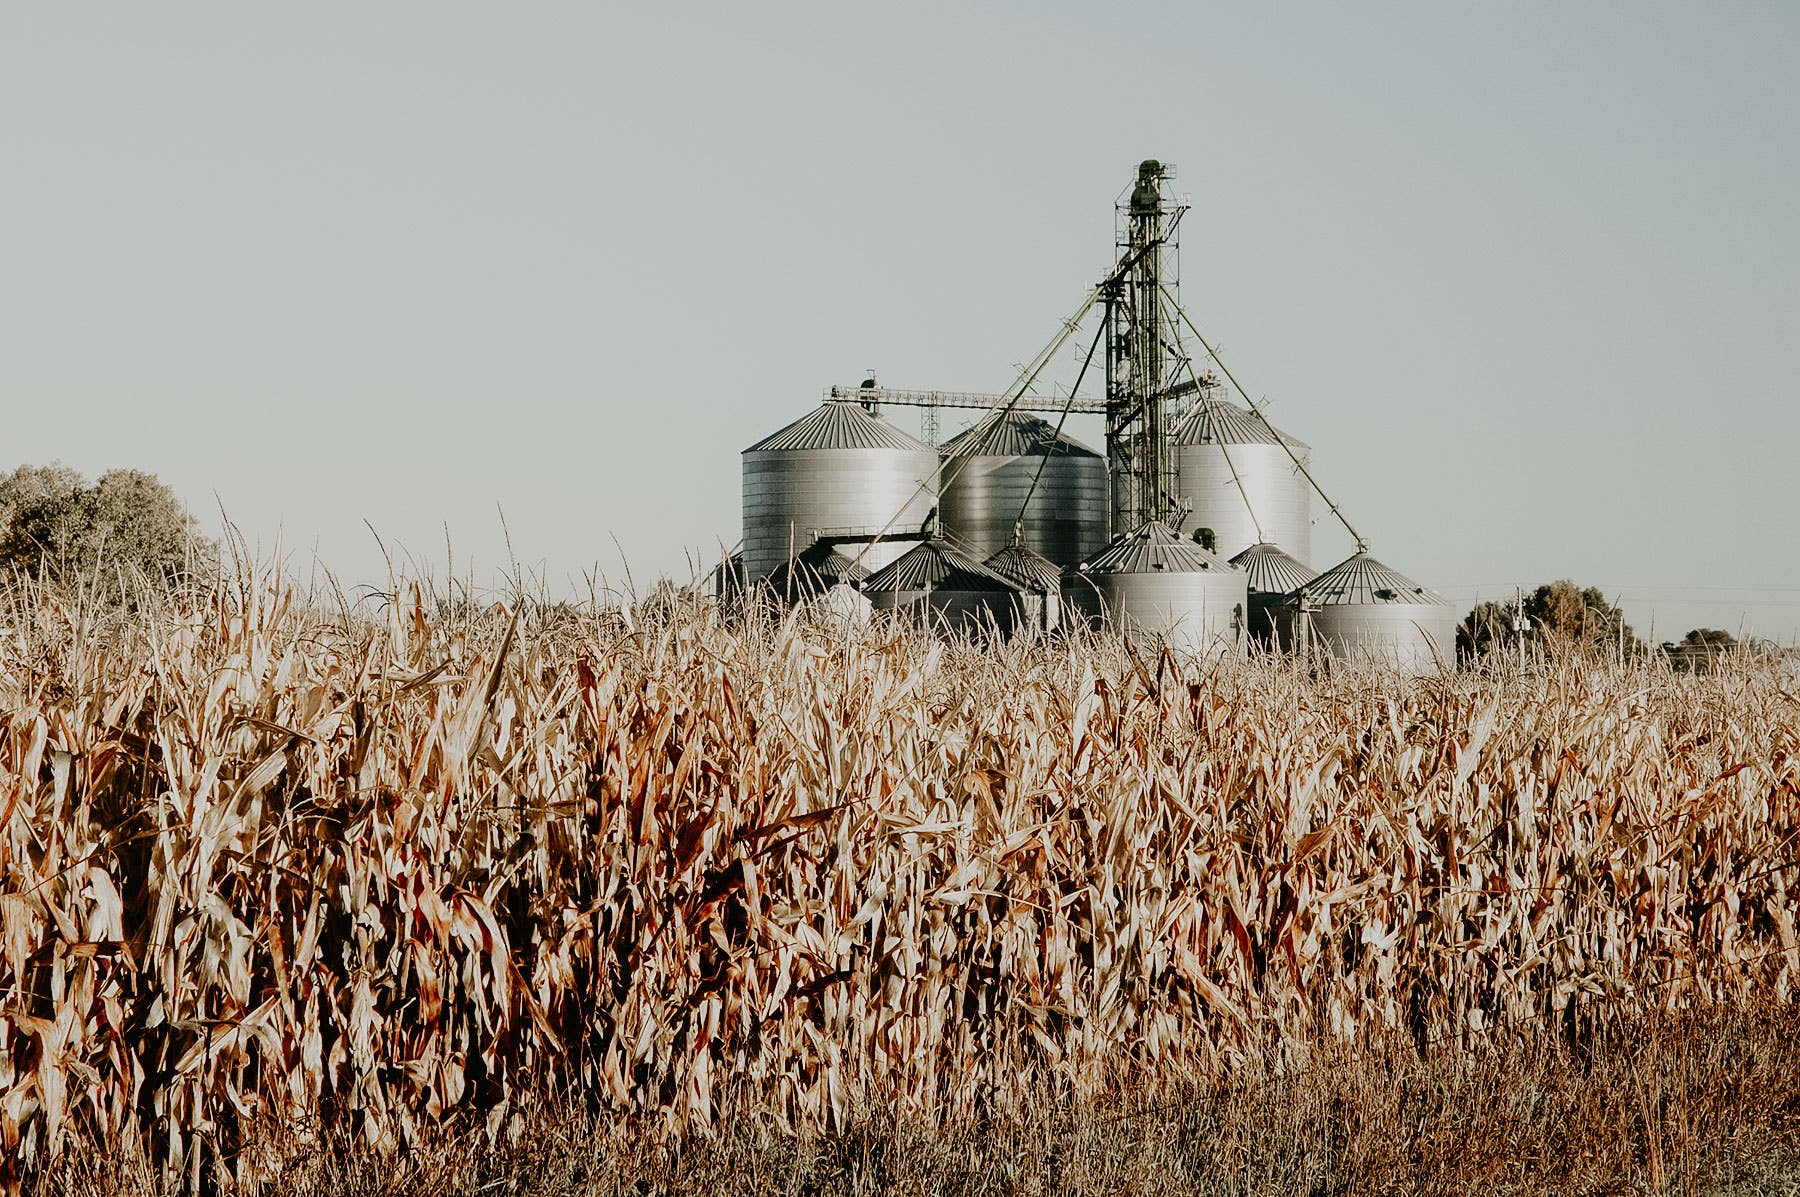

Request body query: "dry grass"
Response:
[2, 567, 1799, 1193]
[37, 1003, 1800, 1195]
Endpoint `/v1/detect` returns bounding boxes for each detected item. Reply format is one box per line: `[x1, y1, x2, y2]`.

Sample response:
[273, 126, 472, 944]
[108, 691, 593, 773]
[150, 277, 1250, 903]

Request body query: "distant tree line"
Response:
[1459, 579, 1769, 671]
[1459, 581, 1636, 658]
[0, 462, 1781, 665]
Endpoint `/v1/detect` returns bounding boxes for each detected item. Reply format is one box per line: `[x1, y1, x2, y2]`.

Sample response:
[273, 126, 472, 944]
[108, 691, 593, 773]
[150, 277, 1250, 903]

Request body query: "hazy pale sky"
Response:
[6, 4, 1797, 639]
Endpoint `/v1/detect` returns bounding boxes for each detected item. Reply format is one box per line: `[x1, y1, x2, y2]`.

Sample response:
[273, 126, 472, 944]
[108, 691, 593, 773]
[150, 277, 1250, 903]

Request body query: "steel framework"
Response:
[819, 158, 1363, 555]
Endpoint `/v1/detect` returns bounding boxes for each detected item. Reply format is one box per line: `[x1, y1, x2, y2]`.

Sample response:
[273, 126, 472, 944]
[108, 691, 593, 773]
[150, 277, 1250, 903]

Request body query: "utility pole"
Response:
[1513, 585, 1532, 669]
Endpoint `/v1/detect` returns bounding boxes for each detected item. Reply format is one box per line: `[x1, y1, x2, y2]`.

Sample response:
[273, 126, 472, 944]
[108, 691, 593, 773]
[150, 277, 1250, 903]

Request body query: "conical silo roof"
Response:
[820, 549, 870, 583]
[984, 542, 1063, 593]
[764, 540, 871, 597]
[745, 400, 934, 453]
[1172, 398, 1309, 450]
[862, 540, 1018, 594]
[1076, 520, 1237, 575]
[1229, 543, 1316, 596]
[941, 411, 1099, 459]
[1290, 552, 1449, 607]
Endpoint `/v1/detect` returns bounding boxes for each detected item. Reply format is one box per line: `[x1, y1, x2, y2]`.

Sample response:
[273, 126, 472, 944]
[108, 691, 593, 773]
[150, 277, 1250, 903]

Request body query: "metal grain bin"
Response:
[984, 539, 1066, 636]
[1275, 552, 1457, 673]
[939, 412, 1106, 566]
[1171, 399, 1313, 566]
[861, 539, 1020, 637]
[757, 539, 871, 605]
[741, 400, 939, 583]
[1063, 520, 1248, 654]
[1228, 542, 1316, 648]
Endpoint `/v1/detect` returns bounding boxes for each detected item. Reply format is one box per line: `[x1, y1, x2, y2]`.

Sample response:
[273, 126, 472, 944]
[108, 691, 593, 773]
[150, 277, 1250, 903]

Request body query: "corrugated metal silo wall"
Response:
[1062, 571, 1249, 654]
[1000, 590, 1064, 638]
[1174, 443, 1313, 566]
[940, 453, 1108, 566]
[1276, 603, 1458, 674]
[868, 588, 1016, 638]
[741, 446, 939, 582]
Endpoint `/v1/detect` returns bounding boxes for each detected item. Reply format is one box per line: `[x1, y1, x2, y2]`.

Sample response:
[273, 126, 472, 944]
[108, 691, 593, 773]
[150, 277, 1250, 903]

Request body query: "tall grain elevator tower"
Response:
[1104, 159, 1185, 534]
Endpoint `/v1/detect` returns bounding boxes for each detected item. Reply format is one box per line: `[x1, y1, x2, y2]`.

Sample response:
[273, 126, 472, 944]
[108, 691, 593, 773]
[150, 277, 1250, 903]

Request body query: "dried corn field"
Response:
[2, 573, 1799, 1191]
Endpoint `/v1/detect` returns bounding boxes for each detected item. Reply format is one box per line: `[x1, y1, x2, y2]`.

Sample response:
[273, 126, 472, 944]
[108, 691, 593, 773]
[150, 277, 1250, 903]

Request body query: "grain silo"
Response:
[984, 538, 1066, 635]
[741, 399, 939, 583]
[1063, 521, 1247, 654]
[725, 161, 1457, 659]
[1228, 542, 1316, 648]
[861, 539, 1020, 636]
[939, 412, 1107, 566]
[1171, 398, 1313, 566]
[1275, 552, 1457, 673]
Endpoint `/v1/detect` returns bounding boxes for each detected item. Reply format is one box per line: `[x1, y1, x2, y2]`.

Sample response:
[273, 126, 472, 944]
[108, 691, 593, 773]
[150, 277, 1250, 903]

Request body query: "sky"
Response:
[4, 4, 1797, 640]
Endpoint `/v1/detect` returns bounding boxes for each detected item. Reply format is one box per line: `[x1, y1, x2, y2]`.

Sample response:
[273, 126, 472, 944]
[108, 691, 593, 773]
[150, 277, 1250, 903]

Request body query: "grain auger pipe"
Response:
[1159, 282, 1368, 553]
[845, 284, 1104, 572]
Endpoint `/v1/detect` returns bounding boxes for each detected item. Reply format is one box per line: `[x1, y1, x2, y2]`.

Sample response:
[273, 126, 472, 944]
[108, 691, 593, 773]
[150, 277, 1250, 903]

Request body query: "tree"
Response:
[1523, 580, 1639, 652]
[0, 464, 87, 564]
[1457, 599, 1516, 660]
[1459, 580, 1644, 662]
[0, 464, 213, 598]
[1663, 628, 1736, 672]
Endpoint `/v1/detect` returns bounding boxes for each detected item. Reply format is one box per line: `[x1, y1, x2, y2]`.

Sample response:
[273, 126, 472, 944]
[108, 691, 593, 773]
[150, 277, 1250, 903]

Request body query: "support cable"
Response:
[1167, 323, 1263, 547]
[1160, 283, 1367, 552]
[1012, 318, 1106, 540]
[843, 285, 1103, 571]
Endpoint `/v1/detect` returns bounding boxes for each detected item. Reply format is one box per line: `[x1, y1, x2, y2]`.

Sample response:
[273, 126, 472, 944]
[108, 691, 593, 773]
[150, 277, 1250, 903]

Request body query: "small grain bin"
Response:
[984, 538, 1067, 636]
[1276, 551, 1457, 673]
[1228, 542, 1317, 649]
[861, 539, 1020, 637]
[1063, 521, 1248, 654]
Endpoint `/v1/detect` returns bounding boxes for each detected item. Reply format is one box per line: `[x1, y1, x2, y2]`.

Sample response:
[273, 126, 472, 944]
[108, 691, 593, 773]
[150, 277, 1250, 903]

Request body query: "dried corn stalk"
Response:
[0, 576, 1796, 1190]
